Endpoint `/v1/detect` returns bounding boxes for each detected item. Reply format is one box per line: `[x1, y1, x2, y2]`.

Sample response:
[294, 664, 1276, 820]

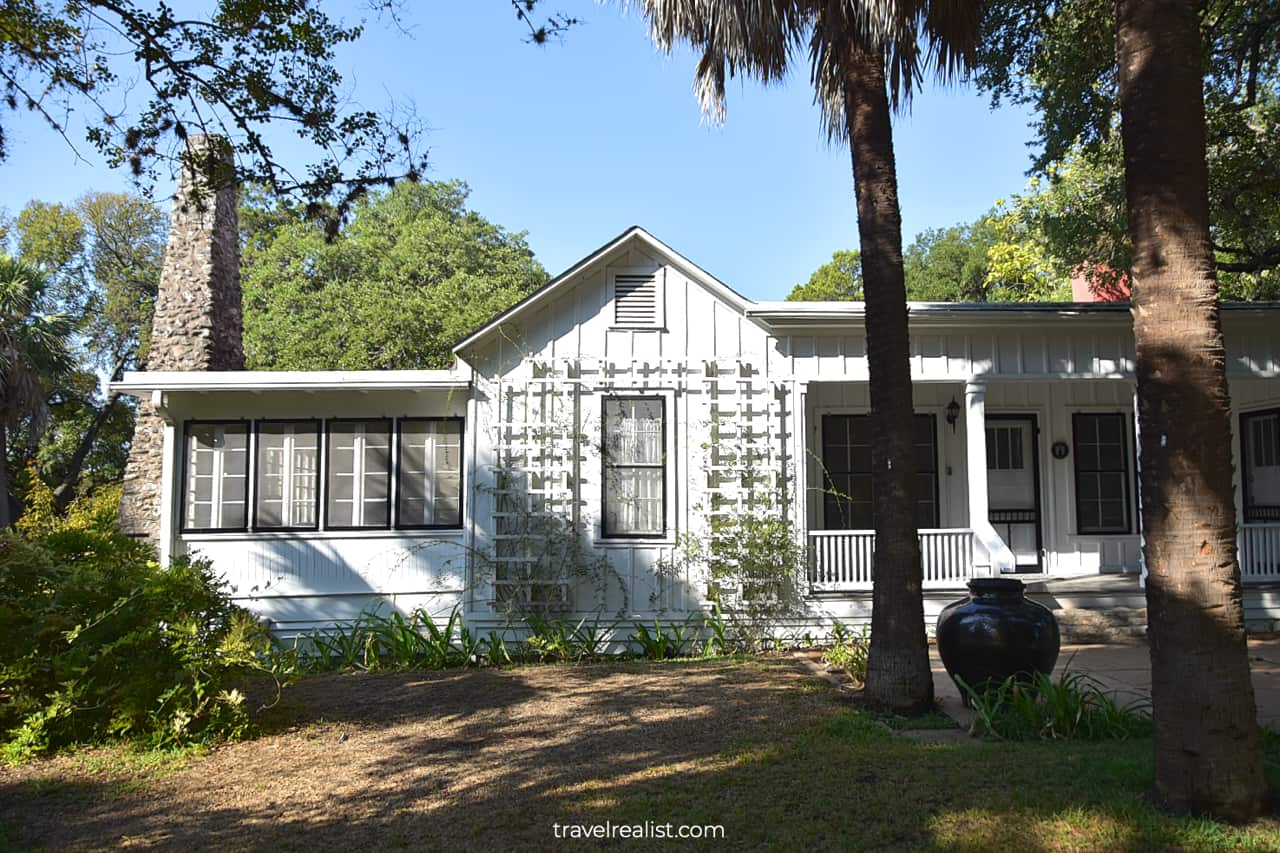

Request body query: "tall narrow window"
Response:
[1072, 412, 1133, 534]
[183, 422, 249, 531]
[821, 414, 938, 529]
[255, 421, 320, 529]
[1242, 409, 1280, 523]
[326, 420, 391, 529]
[602, 397, 665, 536]
[397, 419, 463, 528]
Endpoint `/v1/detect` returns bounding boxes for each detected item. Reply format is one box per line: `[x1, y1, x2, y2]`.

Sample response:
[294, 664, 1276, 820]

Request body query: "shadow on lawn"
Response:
[2, 658, 1277, 852]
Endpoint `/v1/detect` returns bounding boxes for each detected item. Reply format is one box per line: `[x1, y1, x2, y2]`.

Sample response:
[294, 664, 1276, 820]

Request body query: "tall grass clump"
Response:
[291, 607, 480, 672]
[961, 669, 1153, 741]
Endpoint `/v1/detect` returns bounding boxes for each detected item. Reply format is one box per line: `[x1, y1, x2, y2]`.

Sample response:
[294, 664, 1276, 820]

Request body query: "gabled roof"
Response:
[452, 225, 752, 354]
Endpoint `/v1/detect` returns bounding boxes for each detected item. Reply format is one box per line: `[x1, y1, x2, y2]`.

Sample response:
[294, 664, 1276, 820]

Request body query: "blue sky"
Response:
[0, 2, 1040, 301]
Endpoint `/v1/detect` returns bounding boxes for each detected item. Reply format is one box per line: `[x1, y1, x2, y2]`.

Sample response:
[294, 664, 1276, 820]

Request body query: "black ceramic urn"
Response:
[936, 577, 1060, 700]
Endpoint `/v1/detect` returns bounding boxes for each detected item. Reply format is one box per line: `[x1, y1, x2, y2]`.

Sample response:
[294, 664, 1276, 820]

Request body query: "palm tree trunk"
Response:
[844, 44, 932, 715]
[1116, 0, 1267, 818]
[0, 421, 11, 529]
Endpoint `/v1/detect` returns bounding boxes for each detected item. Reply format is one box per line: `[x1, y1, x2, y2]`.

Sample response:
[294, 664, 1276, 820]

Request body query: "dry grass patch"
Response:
[2, 657, 1279, 852]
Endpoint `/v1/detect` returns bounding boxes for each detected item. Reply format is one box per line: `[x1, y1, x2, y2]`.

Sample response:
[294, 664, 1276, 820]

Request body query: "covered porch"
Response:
[798, 373, 1280, 595]
[798, 376, 1145, 593]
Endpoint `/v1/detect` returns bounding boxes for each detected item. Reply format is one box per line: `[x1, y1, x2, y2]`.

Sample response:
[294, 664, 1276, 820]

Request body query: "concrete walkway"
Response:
[932, 638, 1280, 731]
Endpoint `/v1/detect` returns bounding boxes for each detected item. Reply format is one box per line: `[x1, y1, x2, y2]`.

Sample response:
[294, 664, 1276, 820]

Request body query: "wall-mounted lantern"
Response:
[945, 397, 961, 433]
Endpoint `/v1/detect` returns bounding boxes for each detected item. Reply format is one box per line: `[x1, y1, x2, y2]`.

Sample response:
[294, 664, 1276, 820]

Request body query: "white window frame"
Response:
[181, 420, 250, 533]
[254, 420, 321, 530]
[607, 266, 666, 330]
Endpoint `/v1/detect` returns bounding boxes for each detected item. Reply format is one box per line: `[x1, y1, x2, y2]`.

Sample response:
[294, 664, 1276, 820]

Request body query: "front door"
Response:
[986, 415, 1043, 572]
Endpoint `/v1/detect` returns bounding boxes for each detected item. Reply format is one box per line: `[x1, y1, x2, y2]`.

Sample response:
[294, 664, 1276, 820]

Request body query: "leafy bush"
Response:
[821, 625, 871, 684]
[960, 669, 1153, 741]
[1, 485, 277, 763]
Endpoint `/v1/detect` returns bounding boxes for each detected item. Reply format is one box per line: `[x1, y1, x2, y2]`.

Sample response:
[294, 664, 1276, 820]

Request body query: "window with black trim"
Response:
[1242, 409, 1280, 523]
[255, 421, 320, 529]
[821, 413, 938, 529]
[183, 422, 249, 531]
[602, 397, 665, 537]
[1072, 412, 1132, 534]
[326, 419, 391, 528]
[397, 418, 463, 528]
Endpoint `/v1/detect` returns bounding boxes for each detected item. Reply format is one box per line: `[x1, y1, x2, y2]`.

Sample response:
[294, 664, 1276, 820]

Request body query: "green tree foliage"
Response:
[786, 250, 864, 300]
[0, 0, 428, 215]
[241, 181, 548, 370]
[976, 0, 1280, 298]
[3, 193, 167, 504]
[0, 258, 75, 526]
[790, 212, 1070, 303]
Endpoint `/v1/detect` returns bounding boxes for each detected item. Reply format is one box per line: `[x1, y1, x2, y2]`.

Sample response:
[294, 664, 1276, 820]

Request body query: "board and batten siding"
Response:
[464, 242, 777, 619]
[169, 388, 469, 636]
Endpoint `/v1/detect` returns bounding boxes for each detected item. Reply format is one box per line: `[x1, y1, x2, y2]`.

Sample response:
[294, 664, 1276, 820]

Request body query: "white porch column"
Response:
[153, 390, 177, 566]
[792, 381, 809, 537]
[965, 381, 1016, 574]
[1133, 384, 1147, 588]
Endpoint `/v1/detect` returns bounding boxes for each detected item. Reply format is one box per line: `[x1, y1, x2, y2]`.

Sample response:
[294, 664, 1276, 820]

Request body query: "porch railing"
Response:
[1240, 523, 1280, 582]
[808, 528, 975, 592]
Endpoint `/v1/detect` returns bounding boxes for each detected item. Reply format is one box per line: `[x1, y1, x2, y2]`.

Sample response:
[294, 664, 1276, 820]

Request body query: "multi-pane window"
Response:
[183, 422, 249, 531]
[1072, 413, 1132, 534]
[326, 420, 392, 528]
[822, 414, 938, 529]
[602, 397, 665, 536]
[986, 424, 1025, 470]
[1242, 409, 1280, 523]
[397, 419, 463, 528]
[255, 421, 320, 529]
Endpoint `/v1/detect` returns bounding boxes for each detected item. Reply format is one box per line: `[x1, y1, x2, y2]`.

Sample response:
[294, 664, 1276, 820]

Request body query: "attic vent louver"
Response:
[614, 272, 659, 326]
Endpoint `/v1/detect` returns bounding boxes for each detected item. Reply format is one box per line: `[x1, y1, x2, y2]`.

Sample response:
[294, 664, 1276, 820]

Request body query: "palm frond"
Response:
[632, 0, 981, 140]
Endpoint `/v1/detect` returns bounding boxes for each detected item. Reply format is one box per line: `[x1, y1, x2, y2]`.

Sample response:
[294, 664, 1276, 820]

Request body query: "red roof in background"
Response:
[1071, 263, 1131, 302]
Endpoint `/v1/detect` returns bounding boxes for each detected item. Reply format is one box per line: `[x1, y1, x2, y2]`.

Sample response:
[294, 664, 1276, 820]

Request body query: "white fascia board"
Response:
[110, 368, 471, 395]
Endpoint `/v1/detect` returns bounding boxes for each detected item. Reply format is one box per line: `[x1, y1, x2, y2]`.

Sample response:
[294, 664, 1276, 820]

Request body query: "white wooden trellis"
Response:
[698, 360, 787, 566]
[491, 360, 584, 608]
[488, 356, 790, 607]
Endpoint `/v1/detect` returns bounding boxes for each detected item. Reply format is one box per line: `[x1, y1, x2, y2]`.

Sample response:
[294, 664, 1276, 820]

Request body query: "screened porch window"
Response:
[602, 397, 665, 537]
[397, 418, 463, 528]
[183, 422, 249, 531]
[1242, 409, 1280, 523]
[255, 421, 320, 529]
[821, 414, 938, 530]
[326, 420, 391, 528]
[1072, 412, 1133, 534]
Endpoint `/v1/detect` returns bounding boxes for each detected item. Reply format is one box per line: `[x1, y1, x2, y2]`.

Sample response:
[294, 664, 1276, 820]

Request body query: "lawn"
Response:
[1, 657, 1278, 852]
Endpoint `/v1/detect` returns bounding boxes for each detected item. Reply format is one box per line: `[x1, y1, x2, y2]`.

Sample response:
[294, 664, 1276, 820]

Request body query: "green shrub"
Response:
[1, 485, 277, 763]
[821, 625, 871, 684]
[961, 669, 1153, 741]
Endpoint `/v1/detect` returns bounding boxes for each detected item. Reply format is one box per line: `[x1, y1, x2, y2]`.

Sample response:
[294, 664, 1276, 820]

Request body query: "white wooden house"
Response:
[112, 227, 1280, 635]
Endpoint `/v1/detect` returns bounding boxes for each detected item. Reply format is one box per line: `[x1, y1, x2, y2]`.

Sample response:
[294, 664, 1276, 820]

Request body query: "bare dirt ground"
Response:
[0, 658, 837, 852]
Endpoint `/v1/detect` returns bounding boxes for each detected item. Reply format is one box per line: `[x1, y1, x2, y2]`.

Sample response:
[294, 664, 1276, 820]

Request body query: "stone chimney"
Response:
[118, 135, 245, 543]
